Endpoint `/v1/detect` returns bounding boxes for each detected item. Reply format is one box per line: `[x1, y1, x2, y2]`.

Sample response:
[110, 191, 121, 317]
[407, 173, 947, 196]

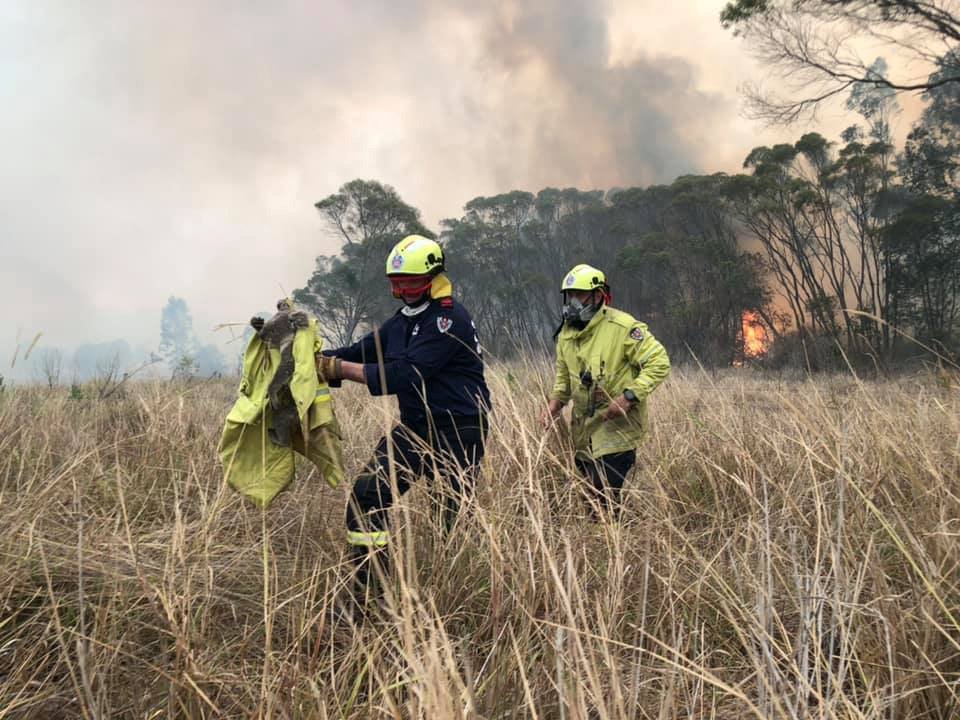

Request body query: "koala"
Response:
[250, 299, 311, 447]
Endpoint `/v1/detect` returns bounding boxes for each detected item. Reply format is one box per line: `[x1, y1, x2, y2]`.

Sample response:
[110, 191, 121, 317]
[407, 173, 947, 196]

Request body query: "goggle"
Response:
[388, 274, 433, 299]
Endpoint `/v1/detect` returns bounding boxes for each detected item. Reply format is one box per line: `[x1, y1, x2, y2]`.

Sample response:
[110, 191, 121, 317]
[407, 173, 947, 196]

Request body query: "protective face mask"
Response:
[562, 297, 598, 328]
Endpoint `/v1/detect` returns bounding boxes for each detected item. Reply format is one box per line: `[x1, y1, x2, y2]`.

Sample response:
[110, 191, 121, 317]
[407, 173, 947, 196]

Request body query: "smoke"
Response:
[2, 0, 738, 366]
[466, 0, 721, 187]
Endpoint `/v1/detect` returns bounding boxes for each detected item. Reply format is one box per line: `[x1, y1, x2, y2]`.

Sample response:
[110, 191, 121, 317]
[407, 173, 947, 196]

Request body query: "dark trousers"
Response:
[575, 450, 636, 517]
[346, 414, 487, 578]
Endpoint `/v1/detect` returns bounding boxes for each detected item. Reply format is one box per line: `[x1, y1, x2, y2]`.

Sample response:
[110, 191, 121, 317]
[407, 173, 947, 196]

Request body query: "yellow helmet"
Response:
[561, 264, 606, 292]
[385, 235, 445, 277]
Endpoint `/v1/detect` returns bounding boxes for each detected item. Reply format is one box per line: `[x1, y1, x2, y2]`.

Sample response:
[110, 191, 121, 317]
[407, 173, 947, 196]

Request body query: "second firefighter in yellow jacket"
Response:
[541, 263, 670, 515]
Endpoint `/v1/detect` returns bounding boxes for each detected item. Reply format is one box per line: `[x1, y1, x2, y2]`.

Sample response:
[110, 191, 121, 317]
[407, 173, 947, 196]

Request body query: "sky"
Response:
[0, 0, 925, 378]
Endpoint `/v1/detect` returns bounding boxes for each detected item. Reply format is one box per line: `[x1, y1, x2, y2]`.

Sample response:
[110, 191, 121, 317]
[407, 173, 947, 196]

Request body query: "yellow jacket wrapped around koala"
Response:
[218, 313, 343, 507]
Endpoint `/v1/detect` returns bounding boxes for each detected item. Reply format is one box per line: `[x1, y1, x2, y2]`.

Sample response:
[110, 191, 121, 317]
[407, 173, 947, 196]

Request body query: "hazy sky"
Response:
[1, 0, 922, 374]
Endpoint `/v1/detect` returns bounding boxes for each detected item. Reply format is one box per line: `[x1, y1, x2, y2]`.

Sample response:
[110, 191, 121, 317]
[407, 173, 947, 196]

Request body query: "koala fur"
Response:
[250, 299, 311, 446]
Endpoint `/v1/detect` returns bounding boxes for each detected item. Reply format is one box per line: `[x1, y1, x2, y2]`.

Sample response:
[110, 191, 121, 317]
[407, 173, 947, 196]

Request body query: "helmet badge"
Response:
[564, 274, 575, 287]
[391, 254, 404, 270]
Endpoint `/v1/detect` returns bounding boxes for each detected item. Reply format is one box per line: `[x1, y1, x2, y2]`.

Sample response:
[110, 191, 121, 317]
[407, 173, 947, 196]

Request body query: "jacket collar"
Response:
[400, 300, 431, 317]
[430, 273, 453, 299]
[395, 296, 451, 319]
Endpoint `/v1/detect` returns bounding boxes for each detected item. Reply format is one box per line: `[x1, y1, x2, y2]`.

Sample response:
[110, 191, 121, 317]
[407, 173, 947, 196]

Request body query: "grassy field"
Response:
[0, 363, 958, 719]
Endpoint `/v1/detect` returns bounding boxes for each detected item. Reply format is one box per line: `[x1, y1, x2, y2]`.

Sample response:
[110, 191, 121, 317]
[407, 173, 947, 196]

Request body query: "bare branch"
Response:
[728, 0, 960, 123]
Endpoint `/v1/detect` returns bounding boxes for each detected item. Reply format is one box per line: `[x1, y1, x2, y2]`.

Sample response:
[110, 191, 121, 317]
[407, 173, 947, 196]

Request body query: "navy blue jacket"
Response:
[328, 298, 491, 424]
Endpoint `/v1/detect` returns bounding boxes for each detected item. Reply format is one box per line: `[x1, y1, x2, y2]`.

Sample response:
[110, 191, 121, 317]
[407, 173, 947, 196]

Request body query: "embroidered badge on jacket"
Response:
[437, 317, 453, 333]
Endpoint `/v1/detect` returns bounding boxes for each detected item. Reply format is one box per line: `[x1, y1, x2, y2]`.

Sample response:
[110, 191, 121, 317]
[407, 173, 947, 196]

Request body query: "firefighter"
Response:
[317, 234, 490, 609]
[540, 264, 670, 516]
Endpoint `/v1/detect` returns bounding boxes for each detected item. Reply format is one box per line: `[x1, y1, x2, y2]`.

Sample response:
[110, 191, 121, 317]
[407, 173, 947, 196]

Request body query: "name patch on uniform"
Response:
[630, 327, 644, 341]
[437, 317, 453, 333]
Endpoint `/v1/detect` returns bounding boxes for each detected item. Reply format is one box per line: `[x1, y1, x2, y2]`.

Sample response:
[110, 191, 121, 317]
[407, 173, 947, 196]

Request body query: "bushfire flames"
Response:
[741, 310, 769, 358]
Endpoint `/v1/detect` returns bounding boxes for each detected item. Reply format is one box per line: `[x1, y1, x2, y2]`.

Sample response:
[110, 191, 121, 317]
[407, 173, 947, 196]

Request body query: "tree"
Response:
[73, 340, 134, 382]
[441, 188, 609, 354]
[721, 0, 960, 122]
[295, 175, 797, 366]
[90, 352, 161, 400]
[171, 354, 199, 381]
[884, 57, 960, 345]
[882, 195, 960, 343]
[34, 348, 63, 388]
[158, 296, 197, 373]
[724, 143, 835, 340]
[610, 176, 768, 364]
[294, 180, 433, 346]
[195, 344, 226, 376]
[441, 178, 768, 363]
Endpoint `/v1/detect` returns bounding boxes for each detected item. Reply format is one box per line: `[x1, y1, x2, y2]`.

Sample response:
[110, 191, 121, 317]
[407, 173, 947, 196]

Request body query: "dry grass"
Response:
[0, 363, 958, 719]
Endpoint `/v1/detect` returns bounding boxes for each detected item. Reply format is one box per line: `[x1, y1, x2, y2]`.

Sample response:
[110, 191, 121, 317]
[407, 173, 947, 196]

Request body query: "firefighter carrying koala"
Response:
[317, 234, 491, 611]
[219, 248, 668, 617]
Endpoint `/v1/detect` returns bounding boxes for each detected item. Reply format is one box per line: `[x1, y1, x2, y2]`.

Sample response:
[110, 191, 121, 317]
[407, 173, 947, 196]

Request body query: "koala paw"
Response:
[250, 316, 265, 331]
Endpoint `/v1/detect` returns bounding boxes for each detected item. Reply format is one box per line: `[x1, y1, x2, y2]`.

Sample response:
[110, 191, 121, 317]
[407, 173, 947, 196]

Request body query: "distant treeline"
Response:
[18, 297, 229, 387]
[296, 61, 958, 368]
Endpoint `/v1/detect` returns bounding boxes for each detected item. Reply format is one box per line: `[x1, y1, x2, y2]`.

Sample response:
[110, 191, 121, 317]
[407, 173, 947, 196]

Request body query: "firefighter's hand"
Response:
[316, 354, 342, 381]
[540, 399, 564, 429]
[602, 394, 632, 421]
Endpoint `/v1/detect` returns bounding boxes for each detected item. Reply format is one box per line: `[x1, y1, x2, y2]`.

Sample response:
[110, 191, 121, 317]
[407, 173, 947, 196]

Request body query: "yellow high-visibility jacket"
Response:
[551, 306, 670, 459]
[218, 316, 344, 507]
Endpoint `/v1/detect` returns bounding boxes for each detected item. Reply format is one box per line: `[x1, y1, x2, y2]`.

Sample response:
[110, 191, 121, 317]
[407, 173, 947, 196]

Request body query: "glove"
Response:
[316, 354, 342, 381]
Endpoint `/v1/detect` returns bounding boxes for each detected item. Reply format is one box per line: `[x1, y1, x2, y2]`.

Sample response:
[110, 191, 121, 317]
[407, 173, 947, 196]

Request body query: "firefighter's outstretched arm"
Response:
[317, 355, 366, 384]
[318, 313, 467, 394]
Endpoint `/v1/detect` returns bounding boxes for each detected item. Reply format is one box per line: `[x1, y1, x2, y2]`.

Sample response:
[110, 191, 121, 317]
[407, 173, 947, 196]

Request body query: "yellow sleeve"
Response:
[550, 341, 572, 403]
[623, 323, 670, 400]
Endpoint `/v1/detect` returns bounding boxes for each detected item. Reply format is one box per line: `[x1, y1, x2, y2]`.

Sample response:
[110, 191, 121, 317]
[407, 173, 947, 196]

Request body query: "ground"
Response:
[0, 364, 957, 719]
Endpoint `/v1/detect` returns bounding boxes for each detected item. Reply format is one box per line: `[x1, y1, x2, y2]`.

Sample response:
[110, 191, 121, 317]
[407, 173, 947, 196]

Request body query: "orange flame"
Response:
[742, 310, 769, 358]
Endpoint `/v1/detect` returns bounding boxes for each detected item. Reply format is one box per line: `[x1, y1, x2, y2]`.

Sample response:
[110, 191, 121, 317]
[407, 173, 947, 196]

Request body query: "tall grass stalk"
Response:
[0, 365, 957, 718]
